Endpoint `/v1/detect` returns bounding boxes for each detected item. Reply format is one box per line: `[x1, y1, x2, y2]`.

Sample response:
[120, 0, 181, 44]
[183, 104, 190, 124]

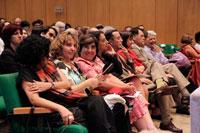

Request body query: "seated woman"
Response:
[0, 24, 23, 74]
[50, 31, 131, 133]
[90, 30, 149, 100]
[180, 33, 200, 86]
[181, 33, 200, 59]
[75, 34, 157, 131]
[16, 35, 120, 133]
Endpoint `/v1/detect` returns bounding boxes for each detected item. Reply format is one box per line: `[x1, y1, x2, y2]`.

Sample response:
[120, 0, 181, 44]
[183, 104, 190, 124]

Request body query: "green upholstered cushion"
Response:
[54, 125, 88, 133]
[0, 96, 6, 117]
[0, 73, 88, 133]
[0, 73, 21, 114]
[159, 44, 180, 55]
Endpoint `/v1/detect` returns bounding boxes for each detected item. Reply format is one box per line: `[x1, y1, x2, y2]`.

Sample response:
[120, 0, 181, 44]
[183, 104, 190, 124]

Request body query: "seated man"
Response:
[130, 27, 190, 98]
[144, 30, 191, 70]
[105, 29, 183, 133]
[144, 30, 191, 115]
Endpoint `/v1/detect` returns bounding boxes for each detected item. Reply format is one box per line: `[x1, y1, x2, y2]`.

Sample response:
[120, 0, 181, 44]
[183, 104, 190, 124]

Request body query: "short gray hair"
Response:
[147, 30, 157, 37]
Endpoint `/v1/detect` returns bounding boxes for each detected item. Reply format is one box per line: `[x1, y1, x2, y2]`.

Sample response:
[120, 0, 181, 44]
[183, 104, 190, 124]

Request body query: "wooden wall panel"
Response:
[132, 0, 156, 30]
[46, 0, 67, 25]
[156, 0, 178, 44]
[66, 0, 88, 27]
[0, 0, 6, 18]
[178, 0, 199, 44]
[26, 0, 46, 25]
[5, 0, 26, 21]
[2, 0, 200, 44]
[87, 0, 109, 27]
[109, 0, 132, 30]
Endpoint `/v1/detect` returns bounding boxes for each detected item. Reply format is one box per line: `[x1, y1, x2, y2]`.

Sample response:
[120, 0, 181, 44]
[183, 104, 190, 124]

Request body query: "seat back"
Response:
[0, 96, 6, 117]
[159, 44, 180, 56]
[0, 73, 89, 133]
[0, 72, 22, 114]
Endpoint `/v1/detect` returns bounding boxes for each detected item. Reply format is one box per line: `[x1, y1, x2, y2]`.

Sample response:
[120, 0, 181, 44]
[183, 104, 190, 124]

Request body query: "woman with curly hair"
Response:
[17, 35, 124, 133]
[50, 31, 131, 133]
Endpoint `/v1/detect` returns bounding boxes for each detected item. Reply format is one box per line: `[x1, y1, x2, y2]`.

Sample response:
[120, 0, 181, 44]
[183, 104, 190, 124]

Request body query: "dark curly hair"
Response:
[16, 35, 50, 67]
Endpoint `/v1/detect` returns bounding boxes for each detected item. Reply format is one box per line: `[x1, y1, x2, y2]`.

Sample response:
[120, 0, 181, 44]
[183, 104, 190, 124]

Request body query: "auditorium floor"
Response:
[153, 109, 190, 133]
[0, 109, 190, 133]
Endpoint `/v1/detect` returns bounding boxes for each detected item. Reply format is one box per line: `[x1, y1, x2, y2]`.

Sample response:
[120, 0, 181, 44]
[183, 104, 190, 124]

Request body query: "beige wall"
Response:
[0, 0, 200, 44]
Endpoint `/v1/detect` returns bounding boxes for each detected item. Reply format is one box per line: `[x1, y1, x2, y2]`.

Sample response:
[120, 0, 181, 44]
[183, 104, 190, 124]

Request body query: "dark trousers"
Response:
[78, 96, 130, 133]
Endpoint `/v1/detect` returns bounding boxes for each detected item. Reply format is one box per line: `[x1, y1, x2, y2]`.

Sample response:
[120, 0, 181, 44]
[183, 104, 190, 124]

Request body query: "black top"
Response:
[0, 47, 20, 74]
[17, 66, 86, 127]
[102, 53, 123, 77]
[17, 66, 72, 107]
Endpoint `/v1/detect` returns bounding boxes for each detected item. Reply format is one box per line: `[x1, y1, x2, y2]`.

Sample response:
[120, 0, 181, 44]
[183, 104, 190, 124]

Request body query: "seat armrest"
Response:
[13, 107, 54, 115]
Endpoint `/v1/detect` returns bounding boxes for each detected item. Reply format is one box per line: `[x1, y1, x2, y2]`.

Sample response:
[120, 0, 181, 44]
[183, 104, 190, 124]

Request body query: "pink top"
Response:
[75, 57, 105, 78]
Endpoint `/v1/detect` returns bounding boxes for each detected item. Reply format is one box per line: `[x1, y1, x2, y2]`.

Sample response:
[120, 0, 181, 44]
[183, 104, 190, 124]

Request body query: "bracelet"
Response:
[49, 82, 55, 89]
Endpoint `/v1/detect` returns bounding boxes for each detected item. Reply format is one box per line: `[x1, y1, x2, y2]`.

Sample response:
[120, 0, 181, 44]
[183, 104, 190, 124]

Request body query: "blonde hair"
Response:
[50, 32, 78, 60]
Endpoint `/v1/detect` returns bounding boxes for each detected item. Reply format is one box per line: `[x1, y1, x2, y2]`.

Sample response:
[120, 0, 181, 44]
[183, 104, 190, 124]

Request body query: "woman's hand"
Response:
[96, 75, 108, 87]
[27, 80, 52, 93]
[88, 78, 99, 89]
[126, 83, 136, 95]
[58, 107, 74, 125]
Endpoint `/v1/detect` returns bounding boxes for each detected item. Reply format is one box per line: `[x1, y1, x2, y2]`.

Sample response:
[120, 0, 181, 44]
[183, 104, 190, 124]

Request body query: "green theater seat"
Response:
[0, 73, 88, 133]
[159, 44, 180, 57]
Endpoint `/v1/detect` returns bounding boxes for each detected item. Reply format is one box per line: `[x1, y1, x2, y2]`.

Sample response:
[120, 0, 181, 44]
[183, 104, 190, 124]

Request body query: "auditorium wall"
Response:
[0, 0, 200, 44]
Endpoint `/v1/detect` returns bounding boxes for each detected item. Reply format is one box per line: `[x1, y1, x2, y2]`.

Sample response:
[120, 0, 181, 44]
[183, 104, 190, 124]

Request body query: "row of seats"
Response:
[0, 72, 88, 133]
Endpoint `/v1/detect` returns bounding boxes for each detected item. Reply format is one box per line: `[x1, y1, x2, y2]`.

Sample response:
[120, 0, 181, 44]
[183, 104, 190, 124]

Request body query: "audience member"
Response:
[0, 23, 5, 55]
[14, 17, 22, 25]
[180, 33, 200, 86]
[55, 21, 65, 34]
[181, 33, 200, 59]
[40, 26, 58, 42]
[20, 20, 31, 35]
[75, 34, 157, 132]
[0, 24, 23, 73]
[130, 27, 186, 132]
[194, 31, 200, 51]
[65, 22, 72, 30]
[50, 32, 131, 133]
[16, 35, 88, 132]
[21, 29, 28, 39]
[32, 19, 44, 29]
[144, 30, 191, 115]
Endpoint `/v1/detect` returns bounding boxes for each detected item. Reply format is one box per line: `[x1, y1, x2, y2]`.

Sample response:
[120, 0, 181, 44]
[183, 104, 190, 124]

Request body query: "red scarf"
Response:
[36, 61, 61, 82]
